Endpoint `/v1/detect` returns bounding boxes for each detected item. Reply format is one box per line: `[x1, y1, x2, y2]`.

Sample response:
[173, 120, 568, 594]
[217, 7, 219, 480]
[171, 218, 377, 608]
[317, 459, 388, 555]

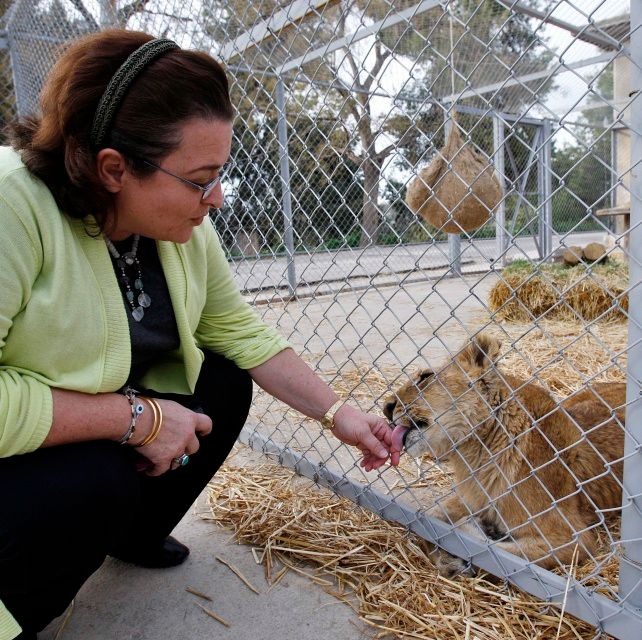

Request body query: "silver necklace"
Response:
[104, 234, 151, 322]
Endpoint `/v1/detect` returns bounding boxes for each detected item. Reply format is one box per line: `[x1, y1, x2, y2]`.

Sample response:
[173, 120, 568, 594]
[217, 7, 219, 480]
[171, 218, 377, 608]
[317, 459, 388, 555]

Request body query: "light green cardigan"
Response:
[0, 147, 289, 638]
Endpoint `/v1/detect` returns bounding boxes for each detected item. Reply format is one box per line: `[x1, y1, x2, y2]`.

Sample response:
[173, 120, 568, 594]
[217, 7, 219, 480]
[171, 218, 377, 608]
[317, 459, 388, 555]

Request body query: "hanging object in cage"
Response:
[405, 117, 503, 234]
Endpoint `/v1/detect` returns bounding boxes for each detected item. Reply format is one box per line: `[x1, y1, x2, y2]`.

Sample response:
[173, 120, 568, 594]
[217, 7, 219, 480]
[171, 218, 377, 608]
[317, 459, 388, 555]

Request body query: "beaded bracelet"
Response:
[118, 386, 145, 444]
[134, 396, 163, 448]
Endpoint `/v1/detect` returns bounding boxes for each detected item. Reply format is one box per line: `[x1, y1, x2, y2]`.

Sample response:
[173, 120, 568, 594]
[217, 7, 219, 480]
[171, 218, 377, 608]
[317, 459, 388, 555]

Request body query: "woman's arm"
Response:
[249, 348, 401, 470]
[45, 389, 141, 446]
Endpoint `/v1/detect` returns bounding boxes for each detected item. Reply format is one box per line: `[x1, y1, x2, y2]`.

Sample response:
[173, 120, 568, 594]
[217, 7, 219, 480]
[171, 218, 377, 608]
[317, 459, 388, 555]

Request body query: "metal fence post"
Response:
[611, 122, 618, 209]
[493, 114, 506, 265]
[98, 0, 117, 27]
[445, 112, 461, 274]
[275, 76, 297, 295]
[538, 119, 553, 259]
[5, 1, 26, 117]
[619, 2, 642, 611]
[448, 226, 462, 275]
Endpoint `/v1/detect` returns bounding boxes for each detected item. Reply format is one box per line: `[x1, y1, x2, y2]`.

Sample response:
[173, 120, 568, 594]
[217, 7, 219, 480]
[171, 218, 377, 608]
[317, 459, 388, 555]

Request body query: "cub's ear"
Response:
[415, 369, 434, 386]
[456, 334, 501, 371]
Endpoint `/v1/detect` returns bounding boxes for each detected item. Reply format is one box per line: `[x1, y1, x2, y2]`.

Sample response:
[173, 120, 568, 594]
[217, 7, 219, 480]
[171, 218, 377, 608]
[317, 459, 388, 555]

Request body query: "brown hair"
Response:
[9, 29, 234, 231]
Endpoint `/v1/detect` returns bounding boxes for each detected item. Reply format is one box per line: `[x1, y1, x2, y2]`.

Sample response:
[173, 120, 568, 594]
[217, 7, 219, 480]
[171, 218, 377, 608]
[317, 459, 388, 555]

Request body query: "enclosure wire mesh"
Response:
[2, 0, 640, 636]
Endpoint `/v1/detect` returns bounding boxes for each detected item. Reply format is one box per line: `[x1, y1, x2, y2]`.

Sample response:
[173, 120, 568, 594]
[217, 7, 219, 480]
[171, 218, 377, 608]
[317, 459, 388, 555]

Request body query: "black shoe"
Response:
[111, 535, 190, 568]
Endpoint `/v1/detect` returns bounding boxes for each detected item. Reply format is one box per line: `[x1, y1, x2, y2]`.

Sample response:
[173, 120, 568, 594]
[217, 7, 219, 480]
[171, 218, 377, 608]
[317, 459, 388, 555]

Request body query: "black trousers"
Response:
[0, 351, 252, 635]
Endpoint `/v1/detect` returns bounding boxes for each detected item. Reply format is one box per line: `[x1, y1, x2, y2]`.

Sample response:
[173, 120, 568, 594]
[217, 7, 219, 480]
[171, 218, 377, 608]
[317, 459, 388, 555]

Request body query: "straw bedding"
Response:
[206, 461, 612, 639]
[488, 258, 628, 323]
[205, 317, 626, 638]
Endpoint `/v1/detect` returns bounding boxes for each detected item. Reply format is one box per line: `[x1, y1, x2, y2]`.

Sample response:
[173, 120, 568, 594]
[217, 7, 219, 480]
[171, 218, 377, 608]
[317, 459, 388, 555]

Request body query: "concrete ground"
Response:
[233, 231, 608, 298]
[40, 478, 371, 640]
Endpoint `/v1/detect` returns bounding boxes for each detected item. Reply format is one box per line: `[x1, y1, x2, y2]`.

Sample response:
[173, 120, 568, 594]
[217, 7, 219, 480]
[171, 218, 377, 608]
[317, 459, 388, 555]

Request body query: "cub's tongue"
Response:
[391, 425, 409, 452]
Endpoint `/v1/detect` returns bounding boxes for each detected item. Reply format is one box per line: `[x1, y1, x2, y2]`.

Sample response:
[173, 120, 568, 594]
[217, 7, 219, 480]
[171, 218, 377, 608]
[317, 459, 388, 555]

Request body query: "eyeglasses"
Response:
[141, 159, 222, 201]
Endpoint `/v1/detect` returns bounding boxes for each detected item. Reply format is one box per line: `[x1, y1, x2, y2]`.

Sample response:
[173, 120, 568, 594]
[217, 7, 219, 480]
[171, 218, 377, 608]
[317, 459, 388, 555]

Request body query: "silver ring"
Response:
[173, 453, 190, 467]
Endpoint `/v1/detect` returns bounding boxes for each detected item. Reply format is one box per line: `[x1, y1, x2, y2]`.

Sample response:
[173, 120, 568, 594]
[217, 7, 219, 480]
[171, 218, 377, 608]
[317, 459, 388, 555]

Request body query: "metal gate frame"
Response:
[619, 0, 642, 620]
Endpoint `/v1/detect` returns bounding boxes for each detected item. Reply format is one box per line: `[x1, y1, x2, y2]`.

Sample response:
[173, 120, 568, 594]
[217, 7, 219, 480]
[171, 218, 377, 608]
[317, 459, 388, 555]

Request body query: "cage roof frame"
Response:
[219, 0, 340, 62]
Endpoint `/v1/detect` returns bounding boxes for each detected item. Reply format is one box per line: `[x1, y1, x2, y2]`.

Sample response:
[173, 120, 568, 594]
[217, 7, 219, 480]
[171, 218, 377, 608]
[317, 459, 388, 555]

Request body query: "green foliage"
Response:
[582, 64, 614, 128]
[547, 60, 613, 234]
[551, 133, 611, 231]
[323, 231, 360, 250]
[395, 0, 554, 114]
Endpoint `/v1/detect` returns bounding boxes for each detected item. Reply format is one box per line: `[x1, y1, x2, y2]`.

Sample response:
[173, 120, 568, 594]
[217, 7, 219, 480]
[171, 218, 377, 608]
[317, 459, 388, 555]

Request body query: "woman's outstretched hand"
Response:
[330, 404, 401, 471]
[248, 349, 402, 472]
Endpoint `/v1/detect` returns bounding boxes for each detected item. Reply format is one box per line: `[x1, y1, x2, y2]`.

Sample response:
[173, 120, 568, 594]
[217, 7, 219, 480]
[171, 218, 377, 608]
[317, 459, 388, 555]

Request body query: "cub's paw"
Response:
[433, 549, 476, 578]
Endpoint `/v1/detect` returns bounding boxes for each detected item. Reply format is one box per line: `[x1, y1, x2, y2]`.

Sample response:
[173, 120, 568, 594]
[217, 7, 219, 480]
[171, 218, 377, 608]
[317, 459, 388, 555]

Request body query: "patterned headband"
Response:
[90, 38, 180, 150]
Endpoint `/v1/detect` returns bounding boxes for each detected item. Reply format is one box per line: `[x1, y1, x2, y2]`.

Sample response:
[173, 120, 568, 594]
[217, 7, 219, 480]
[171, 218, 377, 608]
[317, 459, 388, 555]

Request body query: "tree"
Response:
[197, 0, 556, 252]
[550, 64, 613, 232]
[1, 0, 171, 129]
[309, 0, 554, 246]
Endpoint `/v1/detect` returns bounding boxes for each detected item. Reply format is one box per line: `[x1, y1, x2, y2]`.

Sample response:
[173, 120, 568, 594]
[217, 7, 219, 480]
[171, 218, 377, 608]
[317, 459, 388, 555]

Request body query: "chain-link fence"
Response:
[2, 0, 640, 636]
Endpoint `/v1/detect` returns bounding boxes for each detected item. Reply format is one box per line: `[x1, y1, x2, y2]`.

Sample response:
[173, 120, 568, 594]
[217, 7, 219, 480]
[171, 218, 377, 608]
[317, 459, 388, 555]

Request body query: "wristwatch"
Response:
[320, 399, 345, 430]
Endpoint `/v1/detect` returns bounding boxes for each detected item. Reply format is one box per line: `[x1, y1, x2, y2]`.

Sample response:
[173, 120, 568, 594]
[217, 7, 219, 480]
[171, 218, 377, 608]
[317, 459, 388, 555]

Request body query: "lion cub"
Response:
[384, 334, 624, 574]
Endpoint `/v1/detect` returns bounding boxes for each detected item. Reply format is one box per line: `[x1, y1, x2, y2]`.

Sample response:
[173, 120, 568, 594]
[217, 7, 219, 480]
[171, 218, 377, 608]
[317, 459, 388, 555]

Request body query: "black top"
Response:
[109, 235, 180, 384]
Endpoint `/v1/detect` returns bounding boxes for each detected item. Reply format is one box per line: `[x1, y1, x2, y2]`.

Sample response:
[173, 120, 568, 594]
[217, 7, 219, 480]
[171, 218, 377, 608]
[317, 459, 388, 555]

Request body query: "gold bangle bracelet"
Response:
[141, 397, 163, 446]
[134, 396, 163, 447]
[145, 397, 163, 445]
[136, 399, 160, 447]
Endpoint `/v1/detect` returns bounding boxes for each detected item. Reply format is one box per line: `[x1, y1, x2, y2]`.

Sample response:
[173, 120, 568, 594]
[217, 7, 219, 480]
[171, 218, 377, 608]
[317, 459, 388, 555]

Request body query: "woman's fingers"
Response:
[195, 413, 213, 436]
